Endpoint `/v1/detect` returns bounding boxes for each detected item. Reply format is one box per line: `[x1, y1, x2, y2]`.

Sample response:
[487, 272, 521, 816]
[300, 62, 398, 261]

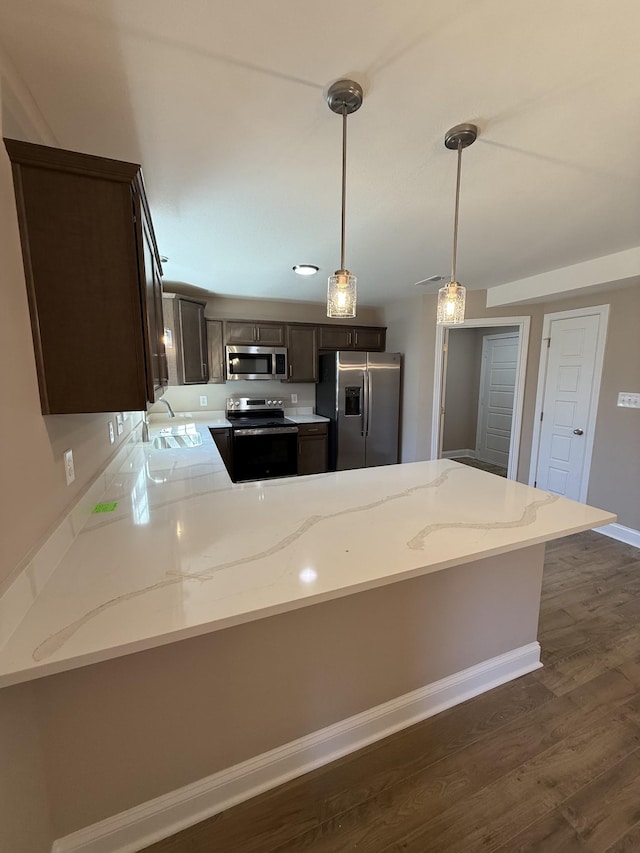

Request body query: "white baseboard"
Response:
[52, 642, 541, 853]
[596, 523, 640, 549]
[441, 448, 477, 460]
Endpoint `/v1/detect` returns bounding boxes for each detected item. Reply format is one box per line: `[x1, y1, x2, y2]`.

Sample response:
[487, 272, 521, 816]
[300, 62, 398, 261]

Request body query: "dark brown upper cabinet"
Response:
[5, 138, 167, 414]
[286, 324, 318, 382]
[225, 320, 285, 346]
[206, 319, 225, 384]
[163, 295, 208, 385]
[317, 324, 386, 352]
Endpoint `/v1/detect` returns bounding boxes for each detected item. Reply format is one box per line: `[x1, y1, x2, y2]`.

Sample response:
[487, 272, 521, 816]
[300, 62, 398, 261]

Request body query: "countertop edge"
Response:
[0, 507, 615, 689]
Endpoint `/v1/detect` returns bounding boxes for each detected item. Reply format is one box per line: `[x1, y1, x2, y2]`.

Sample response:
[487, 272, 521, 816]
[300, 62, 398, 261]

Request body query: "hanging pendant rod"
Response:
[444, 123, 478, 285]
[341, 106, 347, 271]
[327, 79, 363, 274]
[451, 140, 462, 283]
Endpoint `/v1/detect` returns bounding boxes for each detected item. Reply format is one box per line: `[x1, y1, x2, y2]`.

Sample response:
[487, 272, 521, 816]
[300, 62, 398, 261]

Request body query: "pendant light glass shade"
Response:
[325, 80, 363, 319]
[437, 123, 478, 326]
[327, 269, 357, 318]
[436, 281, 466, 324]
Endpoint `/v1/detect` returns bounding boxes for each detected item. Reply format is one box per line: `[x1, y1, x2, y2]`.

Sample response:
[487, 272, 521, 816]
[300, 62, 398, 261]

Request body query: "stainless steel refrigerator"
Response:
[316, 351, 401, 470]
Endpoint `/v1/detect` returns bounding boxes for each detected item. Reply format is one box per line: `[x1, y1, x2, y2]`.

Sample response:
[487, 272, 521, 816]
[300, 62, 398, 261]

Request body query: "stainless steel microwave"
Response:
[225, 345, 288, 380]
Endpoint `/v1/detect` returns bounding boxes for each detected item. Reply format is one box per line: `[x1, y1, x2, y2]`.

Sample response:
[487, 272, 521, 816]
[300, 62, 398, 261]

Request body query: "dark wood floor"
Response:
[143, 531, 640, 853]
[451, 457, 507, 478]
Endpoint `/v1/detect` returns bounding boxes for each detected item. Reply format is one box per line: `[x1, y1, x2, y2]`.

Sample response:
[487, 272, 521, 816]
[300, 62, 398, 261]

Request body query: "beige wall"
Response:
[202, 292, 384, 326]
[442, 328, 481, 452]
[0, 682, 53, 853]
[384, 294, 434, 462]
[383, 285, 640, 528]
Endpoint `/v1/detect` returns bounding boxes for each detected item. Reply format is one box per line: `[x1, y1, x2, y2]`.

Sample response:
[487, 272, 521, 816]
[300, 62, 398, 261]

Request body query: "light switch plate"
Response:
[116, 413, 124, 435]
[108, 421, 115, 444]
[617, 392, 640, 408]
[63, 449, 75, 486]
[291, 393, 298, 404]
[199, 396, 208, 407]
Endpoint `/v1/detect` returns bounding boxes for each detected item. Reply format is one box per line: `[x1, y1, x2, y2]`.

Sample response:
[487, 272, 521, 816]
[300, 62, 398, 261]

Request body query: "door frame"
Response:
[431, 316, 530, 479]
[528, 304, 609, 501]
[475, 332, 520, 464]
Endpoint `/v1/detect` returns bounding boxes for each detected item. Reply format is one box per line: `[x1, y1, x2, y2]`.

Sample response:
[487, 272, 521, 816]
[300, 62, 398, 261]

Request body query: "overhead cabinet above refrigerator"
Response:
[316, 351, 401, 471]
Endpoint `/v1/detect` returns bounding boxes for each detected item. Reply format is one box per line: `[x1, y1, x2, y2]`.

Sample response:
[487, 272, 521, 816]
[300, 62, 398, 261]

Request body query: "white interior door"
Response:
[535, 314, 601, 499]
[476, 334, 518, 467]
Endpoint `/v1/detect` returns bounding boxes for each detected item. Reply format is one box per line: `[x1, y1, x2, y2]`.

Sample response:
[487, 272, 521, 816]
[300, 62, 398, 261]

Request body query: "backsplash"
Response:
[148, 381, 316, 414]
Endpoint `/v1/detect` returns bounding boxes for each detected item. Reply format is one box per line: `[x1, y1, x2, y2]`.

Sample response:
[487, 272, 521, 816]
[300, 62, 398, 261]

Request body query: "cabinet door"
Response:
[179, 299, 208, 383]
[207, 320, 225, 384]
[255, 323, 285, 345]
[298, 435, 328, 475]
[286, 325, 317, 382]
[5, 138, 166, 413]
[318, 326, 353, 350]
[225, 321, 256, 344]
[353, 327, 386, 351]
[139, 207, 167, 400]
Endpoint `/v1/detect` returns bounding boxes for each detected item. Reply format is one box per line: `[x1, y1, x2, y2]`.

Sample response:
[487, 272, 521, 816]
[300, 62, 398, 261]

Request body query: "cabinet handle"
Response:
[348, 332, 352, 346]
[354, 331, 358, 347]
[202, 362, 207, 378]
[289, 364, 292, 378]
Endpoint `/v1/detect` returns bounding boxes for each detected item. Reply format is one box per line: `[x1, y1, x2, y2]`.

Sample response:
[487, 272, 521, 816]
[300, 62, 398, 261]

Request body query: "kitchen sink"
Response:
[151, 428, 203, 449]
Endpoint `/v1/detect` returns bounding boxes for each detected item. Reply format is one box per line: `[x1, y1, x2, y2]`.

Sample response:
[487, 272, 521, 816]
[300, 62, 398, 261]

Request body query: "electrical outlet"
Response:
[199, 395, 208, 407]
[63, 449, 75, 485]
[617, 392, 640, 408]
[291, 393, 298, 404]
[116, 413, 124, 436]
[108, 421, 115, 444]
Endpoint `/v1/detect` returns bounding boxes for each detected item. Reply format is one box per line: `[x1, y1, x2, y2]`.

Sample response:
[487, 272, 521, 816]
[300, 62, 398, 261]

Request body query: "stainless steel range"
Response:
[226, 397, 298, 482]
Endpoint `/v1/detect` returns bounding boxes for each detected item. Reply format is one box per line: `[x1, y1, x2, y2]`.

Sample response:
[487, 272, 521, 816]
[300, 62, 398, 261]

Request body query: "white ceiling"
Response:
[1, 0, 640, 308]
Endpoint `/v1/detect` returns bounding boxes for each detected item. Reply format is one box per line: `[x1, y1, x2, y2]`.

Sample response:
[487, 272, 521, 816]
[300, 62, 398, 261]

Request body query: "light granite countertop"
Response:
[0, 421, 614, 688]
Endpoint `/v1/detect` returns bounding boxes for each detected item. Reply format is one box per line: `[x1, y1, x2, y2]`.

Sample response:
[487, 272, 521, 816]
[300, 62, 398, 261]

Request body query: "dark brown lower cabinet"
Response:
[209, 428, 233, 478]
[297, 423, 328, 475]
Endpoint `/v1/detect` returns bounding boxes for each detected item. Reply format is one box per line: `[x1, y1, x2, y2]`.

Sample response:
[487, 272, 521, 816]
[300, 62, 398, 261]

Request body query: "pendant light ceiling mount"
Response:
[444, 123, 478, 150]
[437, 122, 479, 326]
[326, 79, 363, 319]
[326, 79, 364, 116]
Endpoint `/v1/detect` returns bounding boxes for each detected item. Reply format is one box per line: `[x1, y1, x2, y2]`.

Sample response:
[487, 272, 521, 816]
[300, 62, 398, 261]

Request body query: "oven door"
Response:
[232, 426, 298, 481]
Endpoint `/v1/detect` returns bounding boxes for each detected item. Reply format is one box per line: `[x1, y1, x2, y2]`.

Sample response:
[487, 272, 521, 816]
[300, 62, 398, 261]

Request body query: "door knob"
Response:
[573, 428, 584, 435]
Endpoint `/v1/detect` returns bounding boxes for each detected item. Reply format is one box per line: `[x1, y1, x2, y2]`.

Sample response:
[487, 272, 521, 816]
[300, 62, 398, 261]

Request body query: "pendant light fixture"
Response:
[326, 79, 363, 318]
[437, 123, 478, 325]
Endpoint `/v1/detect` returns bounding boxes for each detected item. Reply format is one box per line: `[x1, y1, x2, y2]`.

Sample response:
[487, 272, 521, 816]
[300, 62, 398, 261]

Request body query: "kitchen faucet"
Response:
[159, 399, 176, 418]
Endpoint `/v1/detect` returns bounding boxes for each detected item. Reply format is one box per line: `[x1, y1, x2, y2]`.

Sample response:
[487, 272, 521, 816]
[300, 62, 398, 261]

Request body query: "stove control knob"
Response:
[278, 399, 283, 406]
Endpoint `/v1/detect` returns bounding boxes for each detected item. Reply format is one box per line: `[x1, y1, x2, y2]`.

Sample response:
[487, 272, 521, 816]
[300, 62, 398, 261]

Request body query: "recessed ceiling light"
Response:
[293, 264, 319, 276]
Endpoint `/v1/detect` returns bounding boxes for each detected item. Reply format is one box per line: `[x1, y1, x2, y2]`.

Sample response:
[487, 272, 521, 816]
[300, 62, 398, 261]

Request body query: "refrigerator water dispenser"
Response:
[344, 386, 361, 416]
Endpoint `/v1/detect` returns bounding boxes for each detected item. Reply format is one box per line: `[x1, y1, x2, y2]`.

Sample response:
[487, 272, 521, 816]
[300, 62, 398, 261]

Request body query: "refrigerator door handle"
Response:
[367, 371, 372, 436]
[362, 373, 369, 437]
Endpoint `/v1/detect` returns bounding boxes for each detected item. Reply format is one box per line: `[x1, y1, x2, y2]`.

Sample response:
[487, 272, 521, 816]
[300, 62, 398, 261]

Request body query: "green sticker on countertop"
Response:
[92, 502, 118, 513]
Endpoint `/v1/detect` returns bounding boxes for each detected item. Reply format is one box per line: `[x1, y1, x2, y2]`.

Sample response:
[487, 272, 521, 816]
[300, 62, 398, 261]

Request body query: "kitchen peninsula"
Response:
[0, 418, 614, 847]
